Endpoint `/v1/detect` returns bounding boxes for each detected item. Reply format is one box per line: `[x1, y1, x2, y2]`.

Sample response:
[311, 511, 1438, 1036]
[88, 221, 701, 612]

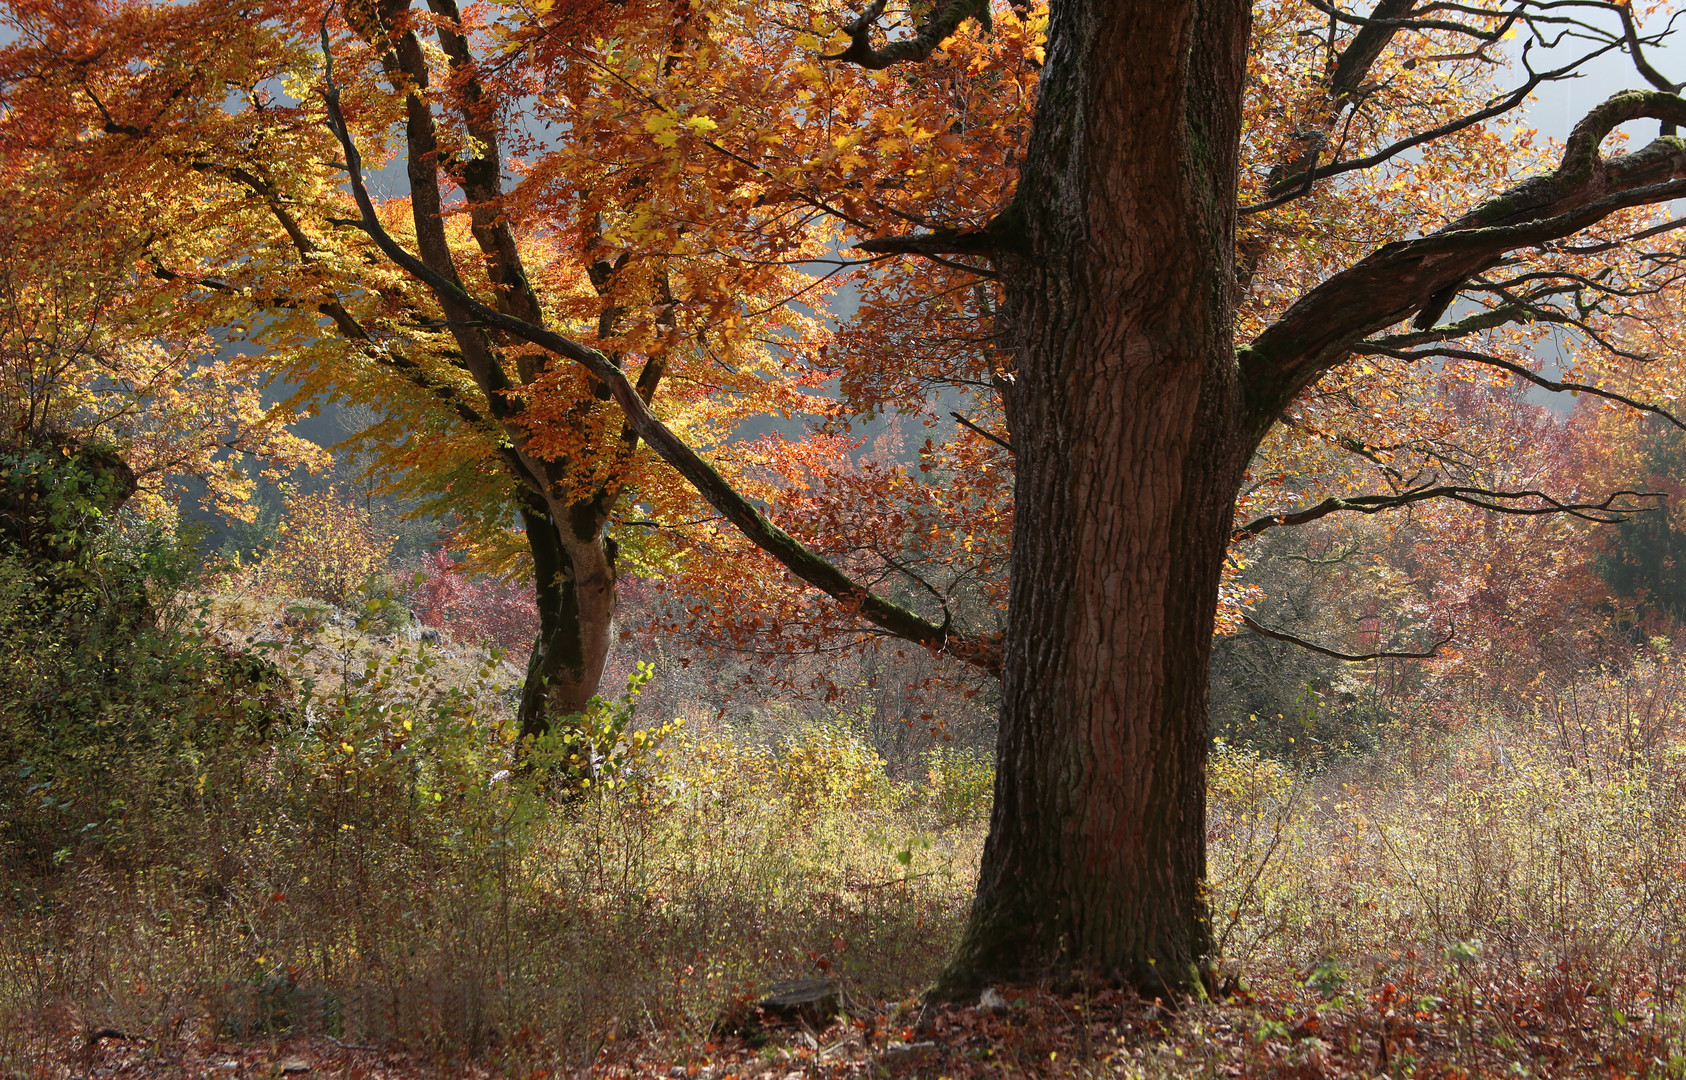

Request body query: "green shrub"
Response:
[281, 599, 334, 633]
[358, 571, 412, 636]
[526, 662, 681, 794]
[0, 438, 288, 867]
[922, 744, 995, 824]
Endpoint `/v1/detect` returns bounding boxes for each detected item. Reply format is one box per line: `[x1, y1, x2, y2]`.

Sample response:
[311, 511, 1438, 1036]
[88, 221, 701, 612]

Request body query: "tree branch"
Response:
[318, 28, 1000, 676]
[951, 411, 1014, 454]
[822, 0, 992, 70]
[855, 228, 997, 257]
[1354, 342, 1686, 431]
[1241, 614, 1454, 661]
[1619, 5, 1681, 133]
[1243, 89, 1686, 434]
[1241, 62, 1555, 215]
[1235, 484, 1664, 539]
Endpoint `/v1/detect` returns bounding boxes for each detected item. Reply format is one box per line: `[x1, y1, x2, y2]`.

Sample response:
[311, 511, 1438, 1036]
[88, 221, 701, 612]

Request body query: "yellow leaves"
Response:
[643, 112, 681, 148]
[642, 110, 718, 148]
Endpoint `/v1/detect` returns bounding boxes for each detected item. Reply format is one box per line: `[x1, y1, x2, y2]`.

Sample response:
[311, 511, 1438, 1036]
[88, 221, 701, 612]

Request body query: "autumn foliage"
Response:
[404, 547, 539, 654]
[15, 0, 1686, 1066]
[255, 485, 395, 606]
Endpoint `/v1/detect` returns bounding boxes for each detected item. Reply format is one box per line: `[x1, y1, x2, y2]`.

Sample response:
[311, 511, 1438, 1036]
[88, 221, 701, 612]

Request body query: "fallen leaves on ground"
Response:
[22, 970, 1678, 1079]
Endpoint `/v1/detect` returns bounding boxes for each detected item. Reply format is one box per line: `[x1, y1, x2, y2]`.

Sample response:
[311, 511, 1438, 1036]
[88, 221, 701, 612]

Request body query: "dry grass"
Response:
[9, 621, 1686, 1076]
[0, 624, 988, 1076]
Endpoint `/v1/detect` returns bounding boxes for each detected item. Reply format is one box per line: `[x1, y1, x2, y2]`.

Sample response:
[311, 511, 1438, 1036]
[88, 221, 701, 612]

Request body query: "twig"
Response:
[844, 870, 938, 890]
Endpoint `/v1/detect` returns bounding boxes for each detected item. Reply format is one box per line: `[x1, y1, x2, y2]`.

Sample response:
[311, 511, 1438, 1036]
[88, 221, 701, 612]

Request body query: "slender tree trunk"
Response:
[516, 506, 617, 740]
[939, 0, 1252, 996]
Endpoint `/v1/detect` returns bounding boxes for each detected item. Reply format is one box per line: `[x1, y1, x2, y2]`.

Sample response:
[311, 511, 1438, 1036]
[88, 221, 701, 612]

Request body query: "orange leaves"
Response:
[6, 0, 1022, 675]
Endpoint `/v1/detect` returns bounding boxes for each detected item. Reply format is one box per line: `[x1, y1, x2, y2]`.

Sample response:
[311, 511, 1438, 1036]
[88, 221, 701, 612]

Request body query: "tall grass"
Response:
[1207, 652, 1686, 1068]
[12, 632, 1686, 1075]
[0, 649, 990, 1074]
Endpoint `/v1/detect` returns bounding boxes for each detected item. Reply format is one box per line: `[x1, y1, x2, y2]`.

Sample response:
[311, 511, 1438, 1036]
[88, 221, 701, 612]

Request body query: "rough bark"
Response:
[936, 0, 1252, 996]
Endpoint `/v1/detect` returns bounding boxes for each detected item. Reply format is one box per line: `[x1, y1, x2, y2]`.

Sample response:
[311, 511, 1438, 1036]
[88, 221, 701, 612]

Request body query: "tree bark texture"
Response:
[940, 0, 1252, 994]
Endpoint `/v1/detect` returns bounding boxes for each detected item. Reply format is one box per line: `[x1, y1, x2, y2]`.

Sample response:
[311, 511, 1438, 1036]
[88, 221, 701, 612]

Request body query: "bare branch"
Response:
[1355, 343, 1686, 430]
[951, 410, 1014, 454]
[1243, 89, 1686, 431]
[1619, 4, 1681, 133]
[1241, 614, 1454, 661]
[1241, 63, 1554, 215]
[1235, 484, 1663, 539]
[855, 228, 997, 257]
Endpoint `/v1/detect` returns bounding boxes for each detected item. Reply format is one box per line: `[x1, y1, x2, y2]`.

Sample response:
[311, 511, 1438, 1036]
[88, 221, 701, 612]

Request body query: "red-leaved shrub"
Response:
[405, 548, 538, 657]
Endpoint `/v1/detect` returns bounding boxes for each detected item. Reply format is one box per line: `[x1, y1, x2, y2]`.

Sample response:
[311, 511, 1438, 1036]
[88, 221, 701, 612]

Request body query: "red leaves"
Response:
[404, 547, 538, 655]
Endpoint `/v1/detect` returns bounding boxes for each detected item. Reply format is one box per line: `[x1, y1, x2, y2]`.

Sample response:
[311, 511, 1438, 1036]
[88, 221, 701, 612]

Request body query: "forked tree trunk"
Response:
[516, 507, 618, 740]
[938, 0, 1253, 995]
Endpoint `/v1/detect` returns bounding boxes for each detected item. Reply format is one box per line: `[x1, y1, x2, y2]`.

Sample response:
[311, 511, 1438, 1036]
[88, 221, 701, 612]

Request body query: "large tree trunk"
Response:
[516, 507, 617, 740]
[939, 0, 1252, 995]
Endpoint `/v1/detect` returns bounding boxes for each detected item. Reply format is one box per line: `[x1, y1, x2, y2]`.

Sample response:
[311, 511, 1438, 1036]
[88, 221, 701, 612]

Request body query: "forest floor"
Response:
[17, 974, 1675, 1078]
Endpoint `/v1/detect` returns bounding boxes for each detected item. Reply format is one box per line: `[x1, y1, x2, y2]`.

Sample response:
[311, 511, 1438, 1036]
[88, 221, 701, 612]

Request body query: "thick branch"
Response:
[1235, 484, 1663, 539]
[1241, 614, 1454, 661]
[424, 0, 547, 332]
[319, 35, 1000, 675]
[360, 9, 520, 421]
[1243, 89, 1686, 434]
[1328, 0, 1417, 102]
[822, 0, 990, 70]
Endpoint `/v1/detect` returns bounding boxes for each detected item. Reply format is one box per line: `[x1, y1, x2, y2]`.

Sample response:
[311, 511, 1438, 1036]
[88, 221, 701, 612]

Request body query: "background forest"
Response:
[10, 0, 1686, 1076]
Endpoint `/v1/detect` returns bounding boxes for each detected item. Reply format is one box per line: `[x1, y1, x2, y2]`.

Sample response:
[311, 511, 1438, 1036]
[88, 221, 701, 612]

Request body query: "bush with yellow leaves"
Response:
[774, 716, 896, 812]
[260, 485, 395, 606]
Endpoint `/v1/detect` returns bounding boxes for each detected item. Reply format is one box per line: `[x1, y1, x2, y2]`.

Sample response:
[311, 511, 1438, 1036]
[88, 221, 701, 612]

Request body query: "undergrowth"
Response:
[0, 643, 988, 1075]
[10, 598, 1686, 1074]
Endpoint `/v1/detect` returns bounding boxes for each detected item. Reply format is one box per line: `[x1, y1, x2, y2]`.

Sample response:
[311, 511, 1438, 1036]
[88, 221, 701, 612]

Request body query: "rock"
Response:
[758, 977, 843, 1026]
[880, 1041, 937, 1072]
[278, 1058, 311, 1074]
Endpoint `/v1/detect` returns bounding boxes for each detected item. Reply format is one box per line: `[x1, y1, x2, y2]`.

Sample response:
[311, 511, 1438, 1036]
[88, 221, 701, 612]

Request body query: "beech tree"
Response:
[0, 174, 324, 525]
[15, 0, 1686, 996]
[0, 0, 1013, 734]
[320, 0, 1686, 994]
